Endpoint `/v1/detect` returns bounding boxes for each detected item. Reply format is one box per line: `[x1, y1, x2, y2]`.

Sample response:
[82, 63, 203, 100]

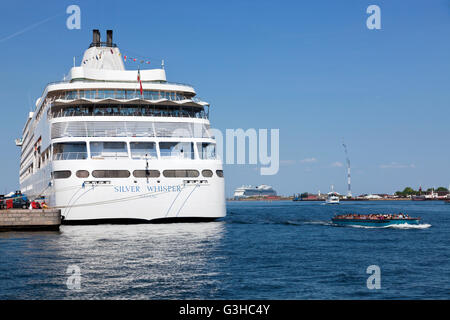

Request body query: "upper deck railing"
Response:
[49, 108, 209, 120]
[55, 90, 202, 102]
[45, 79, 195, 90]
[53, 152, 88, 161]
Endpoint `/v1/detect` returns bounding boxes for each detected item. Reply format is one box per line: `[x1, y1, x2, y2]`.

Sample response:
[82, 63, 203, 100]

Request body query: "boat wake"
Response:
[302, 220, 334, 226]
[386, 223, 431, 229]
[337, 223, 431, 229]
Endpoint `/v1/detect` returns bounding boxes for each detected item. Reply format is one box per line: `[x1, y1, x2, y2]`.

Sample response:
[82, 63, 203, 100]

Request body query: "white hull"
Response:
[325, 197, 339, 204]
[22, 159, 225, 222]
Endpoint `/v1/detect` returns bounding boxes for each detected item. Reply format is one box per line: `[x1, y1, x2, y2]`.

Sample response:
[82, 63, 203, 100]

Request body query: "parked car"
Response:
[12, 197, 30, 209]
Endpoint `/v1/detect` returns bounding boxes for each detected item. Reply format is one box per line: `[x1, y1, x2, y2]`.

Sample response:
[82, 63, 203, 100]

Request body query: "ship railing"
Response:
[130, 152, 158, 160]
[49, 109, 208, 120]
[54, 93, 203, 102]
[90, 152, 129, 159]
[45, 80, 195, 91]
[53, 152, 88, 161]
[159, 151, 195, 160]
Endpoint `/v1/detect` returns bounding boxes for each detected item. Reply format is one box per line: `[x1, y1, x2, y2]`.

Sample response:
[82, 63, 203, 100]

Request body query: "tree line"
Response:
[394, 187, 449, 197]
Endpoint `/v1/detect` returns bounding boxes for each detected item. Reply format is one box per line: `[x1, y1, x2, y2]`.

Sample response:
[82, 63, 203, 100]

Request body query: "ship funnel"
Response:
[92, 29, 101, 46]
[106, 30, 113, 47]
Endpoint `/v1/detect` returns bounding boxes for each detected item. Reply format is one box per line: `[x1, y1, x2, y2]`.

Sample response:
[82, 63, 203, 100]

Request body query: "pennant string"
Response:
[80, 50, 152, 65]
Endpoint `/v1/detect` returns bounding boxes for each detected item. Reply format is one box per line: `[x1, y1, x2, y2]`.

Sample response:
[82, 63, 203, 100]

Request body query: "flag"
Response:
[137, 69, 143, 96]
[124, 55, 127, 61]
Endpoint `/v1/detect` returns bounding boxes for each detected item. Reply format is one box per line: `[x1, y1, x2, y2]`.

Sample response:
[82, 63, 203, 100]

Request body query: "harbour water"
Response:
[0, 201, 449, 299]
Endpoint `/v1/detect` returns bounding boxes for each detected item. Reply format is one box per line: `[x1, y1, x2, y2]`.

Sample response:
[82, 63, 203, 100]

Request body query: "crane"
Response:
[342, 141, 352, 198]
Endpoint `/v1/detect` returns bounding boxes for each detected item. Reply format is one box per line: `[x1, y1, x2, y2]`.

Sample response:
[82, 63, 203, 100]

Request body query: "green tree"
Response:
[402, 187, 416, 195]
[436, 187, 448, 192]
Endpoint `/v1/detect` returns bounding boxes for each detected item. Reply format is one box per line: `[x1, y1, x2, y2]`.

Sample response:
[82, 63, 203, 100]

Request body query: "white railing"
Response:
[53, 152, 88, 160]
[46, 80, 195, 91]
[51, 151, 215, 161]
[51, 121, 212, 139]
[90, 152, 129, 159]
[50, 91, 202, 102]
[159, 151, 195, 160]
[130, 152, 158, 160]
[49, 109, 208, 120]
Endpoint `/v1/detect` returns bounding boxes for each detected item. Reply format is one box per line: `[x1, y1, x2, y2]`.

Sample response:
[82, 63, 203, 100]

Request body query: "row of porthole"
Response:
[52, 169, 224, 179]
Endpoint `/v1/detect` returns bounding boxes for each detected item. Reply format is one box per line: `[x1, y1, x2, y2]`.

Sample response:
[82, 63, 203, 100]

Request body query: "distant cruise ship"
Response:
[233, 185, 277, 199]
[16, 30, 226, 223]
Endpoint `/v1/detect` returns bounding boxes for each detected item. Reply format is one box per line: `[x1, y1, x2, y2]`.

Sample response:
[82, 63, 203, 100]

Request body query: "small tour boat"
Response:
[325, 185, 340, 204]
[332, 213, 420, 227]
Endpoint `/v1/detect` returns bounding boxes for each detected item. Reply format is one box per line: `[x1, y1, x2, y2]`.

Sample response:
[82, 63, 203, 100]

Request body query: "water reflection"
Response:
[0, 222, 227, 299]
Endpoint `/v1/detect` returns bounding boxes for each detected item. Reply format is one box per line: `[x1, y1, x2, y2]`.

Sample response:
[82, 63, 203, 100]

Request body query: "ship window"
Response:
[76, 170, 90, 178]
[133, 170, 160, 178]
[159, 142, 194, 159]
[163, 170, 199, 178]
[85, 90, 96, 99]
[130, 142, 157, 159]
[202, 170, 213, 177]
[65, 91, 77, 99]
[197, 142, 216, 160]
[92, 170, 130, 178]
[52, 104, 207, 119]
[53, 170, 71, 179]
[143, 91, 158, 100]
[126, 90, 139, 99]
[115, 90, 126, 99]
[90, 142, 128, 159]
[62, 90, 191, 102]
[216, 170, 224, 178]
[103, 90, 114, 99]
[53, 142, 87, 160]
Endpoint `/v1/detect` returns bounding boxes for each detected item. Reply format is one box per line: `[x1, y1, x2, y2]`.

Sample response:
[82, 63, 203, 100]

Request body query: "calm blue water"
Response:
[0, 201, 449, 299]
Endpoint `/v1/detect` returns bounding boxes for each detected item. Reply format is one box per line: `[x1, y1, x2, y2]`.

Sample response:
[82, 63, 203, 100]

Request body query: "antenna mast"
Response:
[342, 141, 352, 198]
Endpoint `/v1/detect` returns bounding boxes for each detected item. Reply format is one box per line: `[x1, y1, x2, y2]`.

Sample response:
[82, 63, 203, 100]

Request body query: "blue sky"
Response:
[0, 0, 449, 197]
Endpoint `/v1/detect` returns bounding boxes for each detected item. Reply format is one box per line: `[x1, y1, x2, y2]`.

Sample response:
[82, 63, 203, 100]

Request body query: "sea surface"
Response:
[0, 201, 449, 299]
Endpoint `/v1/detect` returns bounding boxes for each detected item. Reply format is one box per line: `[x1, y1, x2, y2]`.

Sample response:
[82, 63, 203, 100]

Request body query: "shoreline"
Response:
[227, 198, 447, 202]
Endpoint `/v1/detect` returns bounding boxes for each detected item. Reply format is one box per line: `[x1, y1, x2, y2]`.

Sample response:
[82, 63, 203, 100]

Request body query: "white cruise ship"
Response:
[233, 185, 277, 199]
[16, 30, 226, 223]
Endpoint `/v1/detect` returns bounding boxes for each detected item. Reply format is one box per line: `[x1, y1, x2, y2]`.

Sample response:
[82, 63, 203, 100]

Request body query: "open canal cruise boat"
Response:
[332, 213, 421, 227]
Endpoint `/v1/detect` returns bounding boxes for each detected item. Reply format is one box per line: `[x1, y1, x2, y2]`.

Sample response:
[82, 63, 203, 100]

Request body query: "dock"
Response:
[0, 209, 61, 232]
